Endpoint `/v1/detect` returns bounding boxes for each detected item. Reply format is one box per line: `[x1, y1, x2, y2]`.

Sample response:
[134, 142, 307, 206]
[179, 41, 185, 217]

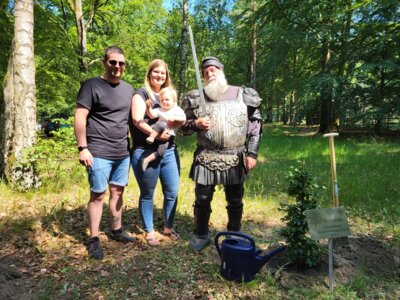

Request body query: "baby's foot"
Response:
[142, 157, 150, 171]
[146, 136, 155, 144]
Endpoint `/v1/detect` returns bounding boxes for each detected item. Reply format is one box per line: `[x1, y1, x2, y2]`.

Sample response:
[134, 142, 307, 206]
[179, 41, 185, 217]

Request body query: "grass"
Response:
[0, 124, 399, 299]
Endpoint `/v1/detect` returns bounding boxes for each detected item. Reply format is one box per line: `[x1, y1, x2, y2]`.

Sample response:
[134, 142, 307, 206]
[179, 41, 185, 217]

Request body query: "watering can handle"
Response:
[214, 231, 256, 257]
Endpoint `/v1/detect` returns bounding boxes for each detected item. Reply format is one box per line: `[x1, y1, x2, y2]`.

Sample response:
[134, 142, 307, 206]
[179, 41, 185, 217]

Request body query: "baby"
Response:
[142, 87, 186, 171]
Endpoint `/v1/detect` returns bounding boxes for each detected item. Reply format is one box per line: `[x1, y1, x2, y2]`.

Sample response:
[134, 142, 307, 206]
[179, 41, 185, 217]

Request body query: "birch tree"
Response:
[0, 0, 39, 189]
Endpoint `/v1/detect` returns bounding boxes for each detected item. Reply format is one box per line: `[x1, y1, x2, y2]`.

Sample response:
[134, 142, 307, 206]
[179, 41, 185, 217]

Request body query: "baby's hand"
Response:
[145, 99, 152, 108]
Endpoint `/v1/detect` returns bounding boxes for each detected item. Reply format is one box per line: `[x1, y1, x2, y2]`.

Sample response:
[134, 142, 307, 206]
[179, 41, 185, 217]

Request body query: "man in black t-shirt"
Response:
[74, 46, 135, 260]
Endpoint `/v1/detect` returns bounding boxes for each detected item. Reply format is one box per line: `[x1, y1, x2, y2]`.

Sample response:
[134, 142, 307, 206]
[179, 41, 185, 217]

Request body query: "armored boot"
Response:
[226, 203, 243, 232]
[189, 204, 212, 251]
[225, 183, 244, 232]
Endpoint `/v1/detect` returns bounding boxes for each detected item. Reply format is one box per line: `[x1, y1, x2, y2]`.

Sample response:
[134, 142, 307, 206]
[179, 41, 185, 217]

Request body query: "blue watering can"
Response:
[215, 231, 286, 282]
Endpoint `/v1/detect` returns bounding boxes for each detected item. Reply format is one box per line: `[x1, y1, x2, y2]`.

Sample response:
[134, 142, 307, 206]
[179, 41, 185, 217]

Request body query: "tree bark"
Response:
[0, 0, 37, 188]
[318, 4, 334, 134]
[319, 38, 332, 134]
[251, 0, 257, 89]
[74, 0, 88, 72]
[65, 0, 89, 72]
[178, 0, 188, 101]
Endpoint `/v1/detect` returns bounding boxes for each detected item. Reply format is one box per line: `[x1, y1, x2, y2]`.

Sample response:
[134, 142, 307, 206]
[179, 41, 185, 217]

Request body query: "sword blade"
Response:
[188, 25, 207, 115]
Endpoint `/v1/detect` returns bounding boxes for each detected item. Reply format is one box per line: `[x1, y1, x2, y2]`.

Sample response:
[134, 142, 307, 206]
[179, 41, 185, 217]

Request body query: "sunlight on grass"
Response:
[0, 125, 399, 299]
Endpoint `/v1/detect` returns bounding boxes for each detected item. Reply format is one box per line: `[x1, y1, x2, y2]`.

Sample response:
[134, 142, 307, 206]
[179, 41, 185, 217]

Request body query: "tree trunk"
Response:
[251, 0, 257, 88]
[319, 38, 333, 134]
[374, 68, 386, 135]
[65, 0, 88, 72]
[0, 0, 38, 189]
[74, 0, 88, 72]
[178, 0, 188, 101]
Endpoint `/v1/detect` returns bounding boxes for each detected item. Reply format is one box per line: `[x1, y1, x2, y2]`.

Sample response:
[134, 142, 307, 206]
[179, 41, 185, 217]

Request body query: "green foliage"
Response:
[280, 164, 324, 267]
[229, 0, 400, 129]
[4, 117, 78, 192]
[1, 0, 399, 131]
[34, 3, 82, 118]
[34, 117, 79, 190]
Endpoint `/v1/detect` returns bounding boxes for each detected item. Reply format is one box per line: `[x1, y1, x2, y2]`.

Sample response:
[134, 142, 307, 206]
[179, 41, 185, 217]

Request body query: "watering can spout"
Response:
[255, 246, 287, 272]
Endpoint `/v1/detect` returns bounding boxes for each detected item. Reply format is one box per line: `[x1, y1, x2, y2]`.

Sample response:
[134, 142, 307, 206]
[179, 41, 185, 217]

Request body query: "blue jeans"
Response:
[87, 156, 130, 193]
[131, 147, 180, 232]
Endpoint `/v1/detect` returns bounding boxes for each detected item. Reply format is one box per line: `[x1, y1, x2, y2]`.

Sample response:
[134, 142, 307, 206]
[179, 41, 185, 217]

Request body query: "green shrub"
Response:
[34, 117, 80, 189]
[280, 164, 324, 267]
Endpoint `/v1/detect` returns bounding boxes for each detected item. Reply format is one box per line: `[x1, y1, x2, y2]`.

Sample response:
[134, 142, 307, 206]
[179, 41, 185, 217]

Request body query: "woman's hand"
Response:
[157, 130, 171, 142]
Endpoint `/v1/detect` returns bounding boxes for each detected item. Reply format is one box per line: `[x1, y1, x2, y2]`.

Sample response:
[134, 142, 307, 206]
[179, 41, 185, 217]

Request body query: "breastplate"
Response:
[198, 91, 248, 149]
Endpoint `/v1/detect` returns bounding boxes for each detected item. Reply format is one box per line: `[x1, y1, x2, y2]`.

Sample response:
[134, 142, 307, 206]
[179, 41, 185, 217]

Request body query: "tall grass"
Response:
[242, 125, 400, 225]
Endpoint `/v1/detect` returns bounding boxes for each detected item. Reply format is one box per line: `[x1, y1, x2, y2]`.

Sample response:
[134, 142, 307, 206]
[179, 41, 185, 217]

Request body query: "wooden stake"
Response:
[323, 133, 339, 207]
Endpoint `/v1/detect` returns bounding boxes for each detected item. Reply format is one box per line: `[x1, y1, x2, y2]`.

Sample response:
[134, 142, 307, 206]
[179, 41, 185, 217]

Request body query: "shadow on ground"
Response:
[1, 203, 399, 298]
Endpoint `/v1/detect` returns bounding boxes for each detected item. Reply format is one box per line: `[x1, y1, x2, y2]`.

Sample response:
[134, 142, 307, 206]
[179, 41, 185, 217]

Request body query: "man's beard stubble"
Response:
[204, 72, 228, 101]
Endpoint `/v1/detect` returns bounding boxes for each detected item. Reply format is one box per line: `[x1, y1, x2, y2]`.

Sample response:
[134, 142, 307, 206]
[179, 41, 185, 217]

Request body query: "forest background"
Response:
[1, 0, 399, 135]
[0, 0, 399, 298]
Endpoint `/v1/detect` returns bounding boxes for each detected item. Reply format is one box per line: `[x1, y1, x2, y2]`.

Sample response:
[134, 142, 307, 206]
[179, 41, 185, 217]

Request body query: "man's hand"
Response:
[195, 117, 211, 130]
[245, 156, 257, 171]
[79, 149, 93, 167]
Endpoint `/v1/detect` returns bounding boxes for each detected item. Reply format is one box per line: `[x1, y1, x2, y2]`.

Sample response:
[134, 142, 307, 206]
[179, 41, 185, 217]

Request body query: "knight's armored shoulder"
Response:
[242, 86, 262, 108]
[182, 89, 201, 110]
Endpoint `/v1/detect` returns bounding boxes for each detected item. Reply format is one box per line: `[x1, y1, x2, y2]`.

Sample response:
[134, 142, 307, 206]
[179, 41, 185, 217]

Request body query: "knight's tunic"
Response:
[180, 85, 263, 185]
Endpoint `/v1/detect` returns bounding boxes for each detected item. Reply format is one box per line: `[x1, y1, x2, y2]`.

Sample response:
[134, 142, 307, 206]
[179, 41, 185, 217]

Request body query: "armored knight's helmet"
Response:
[201, 57, 224, 73]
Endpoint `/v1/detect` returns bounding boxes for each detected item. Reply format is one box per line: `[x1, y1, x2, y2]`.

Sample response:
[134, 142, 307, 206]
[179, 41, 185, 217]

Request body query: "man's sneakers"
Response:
[87, 230, 136, 260]
[189, 234, 211, 251]
[86, 236, 104, 260]
[110, 229, 137, 244]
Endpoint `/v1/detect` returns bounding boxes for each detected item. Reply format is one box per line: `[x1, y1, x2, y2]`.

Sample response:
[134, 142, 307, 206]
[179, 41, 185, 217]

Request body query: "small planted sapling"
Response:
[280, 165, 324, 267]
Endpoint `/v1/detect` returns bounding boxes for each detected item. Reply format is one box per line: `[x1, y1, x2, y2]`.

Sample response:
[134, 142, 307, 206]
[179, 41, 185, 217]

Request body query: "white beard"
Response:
[204, 72, 228, 101]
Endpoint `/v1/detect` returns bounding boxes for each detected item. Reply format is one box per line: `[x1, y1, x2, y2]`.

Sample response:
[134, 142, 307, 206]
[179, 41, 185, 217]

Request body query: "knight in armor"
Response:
[180, 56, 263, 251]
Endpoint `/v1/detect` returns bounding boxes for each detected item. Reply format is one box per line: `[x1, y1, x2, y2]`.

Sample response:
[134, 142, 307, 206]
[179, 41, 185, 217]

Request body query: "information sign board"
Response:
[305, 207, 350, 240]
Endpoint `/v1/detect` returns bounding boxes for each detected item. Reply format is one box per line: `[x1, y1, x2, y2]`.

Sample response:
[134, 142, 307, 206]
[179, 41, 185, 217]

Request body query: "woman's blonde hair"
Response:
[159, 87, 178, 104]
[144, 59, 173, 99]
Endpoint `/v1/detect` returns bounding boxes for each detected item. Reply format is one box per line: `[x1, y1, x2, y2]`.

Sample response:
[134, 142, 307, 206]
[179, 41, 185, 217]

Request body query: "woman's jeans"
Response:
[131, 146, 180, 232]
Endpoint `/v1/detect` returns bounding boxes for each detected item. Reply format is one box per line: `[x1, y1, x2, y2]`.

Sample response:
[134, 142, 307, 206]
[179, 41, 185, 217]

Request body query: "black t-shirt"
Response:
[129, 87, 160, 149]
[129, 87, 175, 150]
[77, 76, 134, 159]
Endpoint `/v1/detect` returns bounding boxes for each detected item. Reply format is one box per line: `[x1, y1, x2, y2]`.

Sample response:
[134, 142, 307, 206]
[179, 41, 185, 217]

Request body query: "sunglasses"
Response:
[108, 60, 126, 67]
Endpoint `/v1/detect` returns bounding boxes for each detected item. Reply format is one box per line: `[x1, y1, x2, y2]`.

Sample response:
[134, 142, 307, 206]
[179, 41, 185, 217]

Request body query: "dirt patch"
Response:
[266, 235, 400, 290]
[2, 234, 399, 299]
[0, 256, 37, 300]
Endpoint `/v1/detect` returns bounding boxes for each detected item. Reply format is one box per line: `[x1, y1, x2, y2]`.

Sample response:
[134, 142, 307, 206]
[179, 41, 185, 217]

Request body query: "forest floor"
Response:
[1, 126, 399, 299]
[1, 210, 399, 299]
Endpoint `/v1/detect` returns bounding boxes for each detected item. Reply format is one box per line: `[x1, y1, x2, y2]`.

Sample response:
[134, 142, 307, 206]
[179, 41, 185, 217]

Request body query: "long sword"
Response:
[188, 25, 207, 116]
